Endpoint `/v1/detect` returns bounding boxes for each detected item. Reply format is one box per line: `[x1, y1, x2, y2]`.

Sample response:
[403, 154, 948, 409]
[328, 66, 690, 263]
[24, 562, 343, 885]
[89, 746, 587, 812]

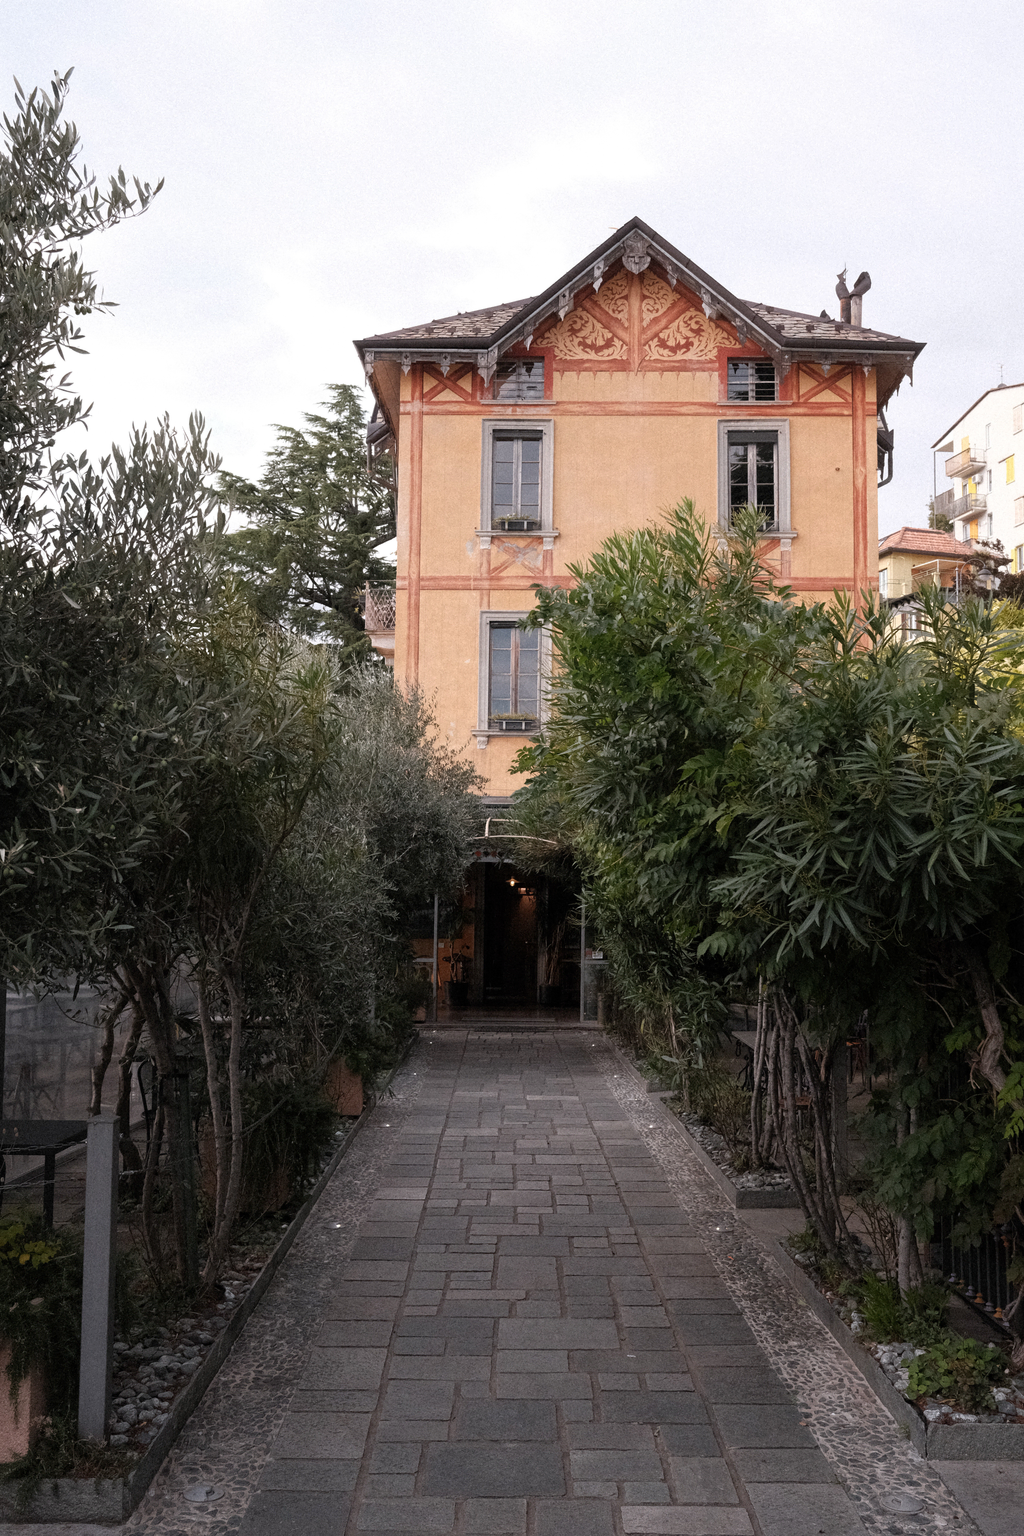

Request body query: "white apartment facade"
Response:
[932, 383, 1024, 571]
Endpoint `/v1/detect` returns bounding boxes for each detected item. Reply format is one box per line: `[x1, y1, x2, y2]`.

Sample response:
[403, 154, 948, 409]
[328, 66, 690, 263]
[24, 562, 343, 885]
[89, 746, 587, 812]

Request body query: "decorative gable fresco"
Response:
[535, 264, 741, 370]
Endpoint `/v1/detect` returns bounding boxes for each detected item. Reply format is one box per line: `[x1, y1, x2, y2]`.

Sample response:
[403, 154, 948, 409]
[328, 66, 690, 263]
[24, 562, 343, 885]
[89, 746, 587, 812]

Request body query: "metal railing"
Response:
[945, 448, 987, 480]
[933, 1217, 1021, 1330]
[950, 493, 987, 520]
[363, 584, 396, 633]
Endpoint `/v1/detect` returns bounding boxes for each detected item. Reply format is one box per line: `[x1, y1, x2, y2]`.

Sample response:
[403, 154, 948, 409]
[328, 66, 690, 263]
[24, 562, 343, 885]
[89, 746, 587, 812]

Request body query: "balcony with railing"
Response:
[945, 447, 987, 480]
[951, 492, 987, 521]
[363, 583, 396, 663]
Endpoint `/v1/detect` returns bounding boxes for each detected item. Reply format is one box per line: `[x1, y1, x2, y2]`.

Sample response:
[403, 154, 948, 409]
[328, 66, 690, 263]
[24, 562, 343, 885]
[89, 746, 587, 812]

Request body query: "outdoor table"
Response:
[0, 1119, 89, 1228]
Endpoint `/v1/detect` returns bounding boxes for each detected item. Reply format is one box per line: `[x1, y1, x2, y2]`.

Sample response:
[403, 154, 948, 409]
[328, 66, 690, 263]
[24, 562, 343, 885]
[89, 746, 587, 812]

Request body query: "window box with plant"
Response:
[489, 713, 538, 733]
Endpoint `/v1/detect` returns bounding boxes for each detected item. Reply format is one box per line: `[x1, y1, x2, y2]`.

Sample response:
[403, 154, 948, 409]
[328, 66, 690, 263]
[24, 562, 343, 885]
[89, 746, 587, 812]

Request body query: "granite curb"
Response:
[0, 1046, 412, 1524]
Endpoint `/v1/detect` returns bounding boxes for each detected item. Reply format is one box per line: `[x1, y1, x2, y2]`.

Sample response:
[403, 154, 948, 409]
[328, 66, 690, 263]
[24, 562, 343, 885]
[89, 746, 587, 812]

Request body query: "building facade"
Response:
[932, 383, 1024, 570]
[356, 219, 924, 1006]
[878, 525, 974, 639]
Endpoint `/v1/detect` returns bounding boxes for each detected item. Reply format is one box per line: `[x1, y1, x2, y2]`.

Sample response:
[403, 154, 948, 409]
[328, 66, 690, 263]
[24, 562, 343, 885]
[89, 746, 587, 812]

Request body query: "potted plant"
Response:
[0, 1215, 81, 1461]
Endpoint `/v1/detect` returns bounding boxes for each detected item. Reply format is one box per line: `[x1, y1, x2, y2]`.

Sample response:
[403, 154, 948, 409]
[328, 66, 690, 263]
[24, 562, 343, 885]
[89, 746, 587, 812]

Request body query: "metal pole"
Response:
[579, 899, 586, 1024]
[431, 893, 439, 1022]
[78, 1113, 118, 1442]
[169, 1048, 200, 1289]
[0, 980, 6, 1116]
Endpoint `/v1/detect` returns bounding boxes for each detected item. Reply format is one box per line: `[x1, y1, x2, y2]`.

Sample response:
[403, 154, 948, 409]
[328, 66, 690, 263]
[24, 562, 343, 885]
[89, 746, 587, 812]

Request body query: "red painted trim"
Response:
[851, 368, 869, 607]
[407, 369, 424, 680]
[419, 400, 855, 418]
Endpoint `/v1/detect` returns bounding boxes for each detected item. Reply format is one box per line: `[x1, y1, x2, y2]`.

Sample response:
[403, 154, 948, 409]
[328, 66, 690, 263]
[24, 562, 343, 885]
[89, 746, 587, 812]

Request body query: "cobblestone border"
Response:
[600, 1041, 984, 1536]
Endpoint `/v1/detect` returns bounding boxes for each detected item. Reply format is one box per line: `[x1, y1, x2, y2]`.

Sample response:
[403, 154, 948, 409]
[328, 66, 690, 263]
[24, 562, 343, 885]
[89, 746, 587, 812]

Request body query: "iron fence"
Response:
[932, 1216, 1022, 1330]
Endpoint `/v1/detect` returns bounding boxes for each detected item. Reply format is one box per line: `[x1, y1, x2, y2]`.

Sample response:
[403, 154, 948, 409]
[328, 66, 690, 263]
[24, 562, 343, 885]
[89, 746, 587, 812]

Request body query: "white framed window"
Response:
[1014, 496, 1024, 527]
[476, 611, 548, 739]
[1014, 404, 1023, 434]
[480, 419, 554, 532]
[717, 418, 791, 532]
[1016, 544, 1023, 572]
[878, 567, 888, 599]
[727, 359, 776, 402]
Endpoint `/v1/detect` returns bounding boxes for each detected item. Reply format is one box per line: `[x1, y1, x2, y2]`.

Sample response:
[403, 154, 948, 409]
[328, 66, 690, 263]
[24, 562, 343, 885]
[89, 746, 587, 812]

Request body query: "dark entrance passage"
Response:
[481, 862, 537, 1005]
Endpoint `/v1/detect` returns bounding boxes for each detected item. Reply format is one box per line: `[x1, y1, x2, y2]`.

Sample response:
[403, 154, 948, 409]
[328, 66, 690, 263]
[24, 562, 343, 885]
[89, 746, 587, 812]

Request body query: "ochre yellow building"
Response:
[358, 219, 923, 800]
[355, 220, 924, 1007]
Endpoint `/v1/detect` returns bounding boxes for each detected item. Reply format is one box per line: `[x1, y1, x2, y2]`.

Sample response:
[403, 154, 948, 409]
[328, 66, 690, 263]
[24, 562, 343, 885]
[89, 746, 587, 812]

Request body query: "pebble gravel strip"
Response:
[600, 1043, 982, 1536]
[123, 1065, 425, 1536]
[675, 1111, 793, 1194]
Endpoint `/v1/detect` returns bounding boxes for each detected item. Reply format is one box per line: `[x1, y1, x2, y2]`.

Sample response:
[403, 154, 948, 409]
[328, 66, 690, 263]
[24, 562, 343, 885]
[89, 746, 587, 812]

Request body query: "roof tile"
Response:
[878, 526, 972, 556]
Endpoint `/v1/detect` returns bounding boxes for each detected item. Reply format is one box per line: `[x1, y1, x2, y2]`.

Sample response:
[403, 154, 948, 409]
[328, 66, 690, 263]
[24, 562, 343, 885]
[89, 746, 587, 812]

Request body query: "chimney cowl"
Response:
[836, 268, 871, 327]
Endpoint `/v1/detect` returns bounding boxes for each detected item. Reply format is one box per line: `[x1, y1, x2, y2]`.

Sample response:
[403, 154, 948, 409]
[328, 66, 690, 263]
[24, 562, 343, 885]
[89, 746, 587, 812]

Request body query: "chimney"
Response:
[836, 268, 871, 326]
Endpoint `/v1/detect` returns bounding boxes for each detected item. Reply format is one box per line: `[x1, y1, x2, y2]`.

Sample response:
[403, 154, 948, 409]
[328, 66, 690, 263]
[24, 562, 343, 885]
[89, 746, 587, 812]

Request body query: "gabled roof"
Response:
[879, 526, 972, 558]
[930, 382, 1024, 448]
[354, 216, 924, 414]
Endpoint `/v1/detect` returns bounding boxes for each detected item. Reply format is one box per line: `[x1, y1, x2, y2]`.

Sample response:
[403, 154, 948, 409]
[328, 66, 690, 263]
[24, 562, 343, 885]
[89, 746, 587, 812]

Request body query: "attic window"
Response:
[493, 359, 546, 401]
[727, 360, 776, 402]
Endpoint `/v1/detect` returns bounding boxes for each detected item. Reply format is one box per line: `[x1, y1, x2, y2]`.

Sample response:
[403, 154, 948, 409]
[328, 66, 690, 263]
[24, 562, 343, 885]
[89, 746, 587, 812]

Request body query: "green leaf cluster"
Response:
[219, 384, 395, 653]
[518, 498, 1024, 1272]
[906, 1336, 1008, 1413]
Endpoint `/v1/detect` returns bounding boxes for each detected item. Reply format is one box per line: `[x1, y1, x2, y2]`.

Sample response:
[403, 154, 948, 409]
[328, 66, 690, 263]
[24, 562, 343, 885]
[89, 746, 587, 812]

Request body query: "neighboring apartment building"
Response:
[355, 217, 924, 1007]
[877, 525, 974, 638]
[932, 383, 1024, 570]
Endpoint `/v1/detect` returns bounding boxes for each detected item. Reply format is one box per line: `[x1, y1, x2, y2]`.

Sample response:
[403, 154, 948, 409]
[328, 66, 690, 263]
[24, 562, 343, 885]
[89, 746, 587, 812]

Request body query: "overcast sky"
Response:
[4, 0, 1022, 537]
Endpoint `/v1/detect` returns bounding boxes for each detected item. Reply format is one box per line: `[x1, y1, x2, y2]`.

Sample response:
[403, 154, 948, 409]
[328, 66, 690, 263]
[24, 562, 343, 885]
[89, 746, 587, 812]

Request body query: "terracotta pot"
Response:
[0, 1344, 45, 1460]
[324, 1060, 364, 1117]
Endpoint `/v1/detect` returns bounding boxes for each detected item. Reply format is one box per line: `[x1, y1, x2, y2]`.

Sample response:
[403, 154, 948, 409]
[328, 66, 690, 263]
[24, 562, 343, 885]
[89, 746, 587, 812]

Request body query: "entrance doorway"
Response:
[482, 863, 537, 1005]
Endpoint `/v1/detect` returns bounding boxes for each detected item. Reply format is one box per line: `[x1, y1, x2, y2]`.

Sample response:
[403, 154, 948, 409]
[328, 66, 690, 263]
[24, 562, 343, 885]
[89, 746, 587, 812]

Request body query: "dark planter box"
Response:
[539, 984, 561, 1007]
[447, 981, 469, 1007]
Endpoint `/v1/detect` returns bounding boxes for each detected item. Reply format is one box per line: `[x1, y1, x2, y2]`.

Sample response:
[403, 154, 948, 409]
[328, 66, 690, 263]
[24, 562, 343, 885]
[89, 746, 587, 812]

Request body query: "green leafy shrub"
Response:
[907, 1337, 1008, 1413]
[687, 1063, 751, 1168]
[858, 1271, 906, 1341]
[788, 1223, 851, 1295]
[858, 1272, 950, 1346]
[240, 1076, 340, 1213]
[0, 1213, 81, 1405]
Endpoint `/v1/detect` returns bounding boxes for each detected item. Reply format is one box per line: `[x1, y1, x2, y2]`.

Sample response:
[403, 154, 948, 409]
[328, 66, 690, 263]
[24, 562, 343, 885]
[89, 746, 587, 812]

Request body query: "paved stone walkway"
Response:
[9, 1027, 1024, 1536]
[216, 1029, 975, 1536]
